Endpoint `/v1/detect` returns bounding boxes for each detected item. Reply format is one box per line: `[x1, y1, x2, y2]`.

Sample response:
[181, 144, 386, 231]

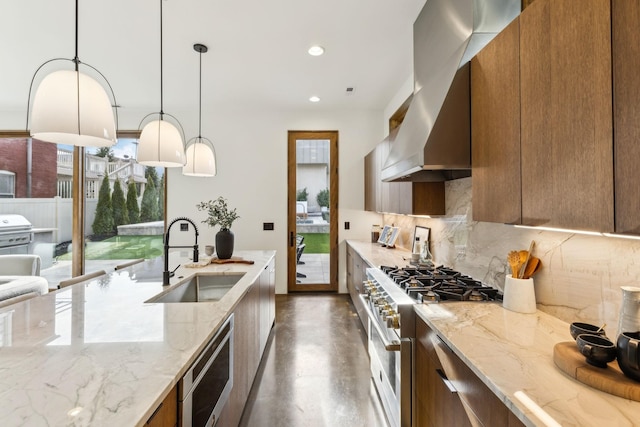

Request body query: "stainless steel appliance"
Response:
[0, 214, 33, 255]
[179, 314, 234, 427]
[362, 265, 501, 427]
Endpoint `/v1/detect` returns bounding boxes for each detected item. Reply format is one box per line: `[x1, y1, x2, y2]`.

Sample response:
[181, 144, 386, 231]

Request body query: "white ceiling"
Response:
[1, 0, 425, 129]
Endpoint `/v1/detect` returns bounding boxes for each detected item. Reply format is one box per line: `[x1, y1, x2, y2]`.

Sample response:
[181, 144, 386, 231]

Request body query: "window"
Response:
[0, 171, 15, 198]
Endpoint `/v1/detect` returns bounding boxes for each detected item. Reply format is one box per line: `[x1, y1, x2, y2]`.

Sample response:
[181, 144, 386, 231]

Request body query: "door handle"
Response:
[290, 231, 294, 247]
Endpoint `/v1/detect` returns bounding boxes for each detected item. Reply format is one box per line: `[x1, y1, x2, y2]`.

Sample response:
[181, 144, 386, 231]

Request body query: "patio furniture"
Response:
[296, 235, 306, 282]
[0, 254, 41, 276]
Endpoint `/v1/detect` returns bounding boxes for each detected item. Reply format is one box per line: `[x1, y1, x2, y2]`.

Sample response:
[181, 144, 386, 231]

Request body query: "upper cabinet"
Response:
[471, 17, 521, 225]
[520, 0, 613, 232]
[472, 0, 640, 234]
[612, 0, 640, 234]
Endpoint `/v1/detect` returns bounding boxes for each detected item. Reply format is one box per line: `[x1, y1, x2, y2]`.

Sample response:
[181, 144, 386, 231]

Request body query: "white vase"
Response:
[503, 275, 536, 314]
[618, 286, 640, 336]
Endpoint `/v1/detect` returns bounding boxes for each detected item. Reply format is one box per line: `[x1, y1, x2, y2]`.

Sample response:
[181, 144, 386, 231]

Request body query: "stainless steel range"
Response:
[361, 264, 501, 427]
[0, 214, 33, 255]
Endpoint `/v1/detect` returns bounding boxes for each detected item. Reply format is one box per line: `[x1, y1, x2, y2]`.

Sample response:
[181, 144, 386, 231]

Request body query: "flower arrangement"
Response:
[196, 197, 240, 231]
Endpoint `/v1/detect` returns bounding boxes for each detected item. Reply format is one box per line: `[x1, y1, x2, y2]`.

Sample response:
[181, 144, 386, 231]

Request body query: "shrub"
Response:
[316, 188, 329, 207]
[296, 188, 308, 201]
[92, 175, 114, 235]
[112, 178, 129, 228]
[126, 182, 140, 224]
[140, 179, 159, 222]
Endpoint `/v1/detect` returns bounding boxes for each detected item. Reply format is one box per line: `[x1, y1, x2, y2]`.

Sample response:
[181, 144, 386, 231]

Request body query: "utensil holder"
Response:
[503, 274, 536, 314]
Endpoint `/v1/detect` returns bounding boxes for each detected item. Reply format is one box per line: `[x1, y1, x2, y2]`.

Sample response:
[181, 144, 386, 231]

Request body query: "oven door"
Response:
[369, 317, 402, 427]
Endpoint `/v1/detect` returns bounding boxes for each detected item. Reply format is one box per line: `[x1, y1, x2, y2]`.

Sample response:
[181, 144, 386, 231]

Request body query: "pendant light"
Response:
[137, 0, 185, 167]
[183, 43, 217, 177]
[26, 0, 118, 147]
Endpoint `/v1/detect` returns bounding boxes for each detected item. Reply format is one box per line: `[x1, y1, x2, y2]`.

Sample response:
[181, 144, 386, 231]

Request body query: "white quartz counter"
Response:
[347, 240, 640, 427]
[0, 250, 275, 427]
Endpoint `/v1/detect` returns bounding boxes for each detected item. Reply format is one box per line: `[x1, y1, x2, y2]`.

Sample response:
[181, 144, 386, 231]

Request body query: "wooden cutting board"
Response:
[553, 341, 640, 401]
[211, 257, 254, 265]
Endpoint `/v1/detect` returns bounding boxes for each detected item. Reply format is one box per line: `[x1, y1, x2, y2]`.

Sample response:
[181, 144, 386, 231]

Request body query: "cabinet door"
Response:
[415, 317, 471, 427]
[217, 283, 260, 427]
[471, 17, 521, 224]
[613, 0, 640, 234]
[520, 0, 613, 231]
[146, 385, 177, 427]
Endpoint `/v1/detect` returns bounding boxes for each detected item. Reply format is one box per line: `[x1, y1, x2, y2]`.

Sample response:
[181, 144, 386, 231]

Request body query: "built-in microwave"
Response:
[179, 314, 234, 427]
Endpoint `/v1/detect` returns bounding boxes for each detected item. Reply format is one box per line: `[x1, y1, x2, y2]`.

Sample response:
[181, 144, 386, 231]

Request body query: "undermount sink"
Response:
[148, 273, 245, 303]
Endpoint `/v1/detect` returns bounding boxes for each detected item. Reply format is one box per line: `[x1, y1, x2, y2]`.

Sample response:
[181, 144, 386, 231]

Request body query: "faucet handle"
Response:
[193, 246, 199, 262]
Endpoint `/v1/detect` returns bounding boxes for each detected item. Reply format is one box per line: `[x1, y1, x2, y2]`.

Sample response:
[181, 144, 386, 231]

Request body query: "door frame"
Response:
[287, 130, 339, 292]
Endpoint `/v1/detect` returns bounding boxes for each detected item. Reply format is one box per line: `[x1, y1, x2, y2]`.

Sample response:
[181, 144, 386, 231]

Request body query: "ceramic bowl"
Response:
[570, 322, 606, 340]
[576, 334, 617, 368]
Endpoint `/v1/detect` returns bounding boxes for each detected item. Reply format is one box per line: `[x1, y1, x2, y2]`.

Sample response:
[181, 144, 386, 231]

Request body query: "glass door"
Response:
[287, 131, 338, 292]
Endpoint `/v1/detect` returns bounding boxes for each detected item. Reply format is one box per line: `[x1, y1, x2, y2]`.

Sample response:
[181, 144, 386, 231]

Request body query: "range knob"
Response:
[386, 314, 400, 329]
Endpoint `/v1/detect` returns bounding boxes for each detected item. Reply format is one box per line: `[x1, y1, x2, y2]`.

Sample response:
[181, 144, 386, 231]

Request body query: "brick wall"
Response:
[0, 138, 57, 198]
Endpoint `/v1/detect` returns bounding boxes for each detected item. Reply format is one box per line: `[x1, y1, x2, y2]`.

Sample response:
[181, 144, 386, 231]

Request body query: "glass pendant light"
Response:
[183, 43, 217, 177]
[137, 0, 185, 167]
[27, 0, 118, 147]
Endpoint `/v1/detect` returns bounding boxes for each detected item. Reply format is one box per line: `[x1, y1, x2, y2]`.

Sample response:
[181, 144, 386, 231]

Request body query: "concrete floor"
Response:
[239, 294, 390, 427]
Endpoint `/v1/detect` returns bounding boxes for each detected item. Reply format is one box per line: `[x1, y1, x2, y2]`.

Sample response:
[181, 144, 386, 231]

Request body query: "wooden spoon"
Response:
[518, 241, 535, 279]
[508, 251, 521, 277]
[522, 256, 540, 279]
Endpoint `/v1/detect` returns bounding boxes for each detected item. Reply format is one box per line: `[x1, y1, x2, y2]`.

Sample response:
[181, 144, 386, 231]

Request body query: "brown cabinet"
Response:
[146, 385, 177, 427]
[346, 244, 369, 329]
[613, 0, 640, 235]
[218, 260, 275, 427]
[471, 17, 521, 225]
[364, 131, 445, 215]
[415, 316, 525, 427]
[520, 0, 613, 232]
[472, 0, 622, 232]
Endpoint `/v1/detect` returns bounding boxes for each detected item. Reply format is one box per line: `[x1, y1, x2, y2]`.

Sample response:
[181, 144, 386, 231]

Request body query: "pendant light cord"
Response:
[74, 0, 79, 70]
[198, 49, 202, 138]
[159, 0, 164, 118]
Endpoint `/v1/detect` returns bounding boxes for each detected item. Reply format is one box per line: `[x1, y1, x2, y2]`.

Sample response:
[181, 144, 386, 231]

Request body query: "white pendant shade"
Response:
[183, 141, 216, 177]
[137, 119, 186, 167]
[30, 70, 116, 147]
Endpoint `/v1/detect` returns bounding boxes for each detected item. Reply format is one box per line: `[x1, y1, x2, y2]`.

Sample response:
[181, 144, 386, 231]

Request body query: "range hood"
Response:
[381, 0, 520, 182]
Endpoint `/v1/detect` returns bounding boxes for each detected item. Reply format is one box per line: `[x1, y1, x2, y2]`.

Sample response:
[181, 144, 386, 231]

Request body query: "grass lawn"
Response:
[58, 235, 163, 260]
[299, 233, 329, 254]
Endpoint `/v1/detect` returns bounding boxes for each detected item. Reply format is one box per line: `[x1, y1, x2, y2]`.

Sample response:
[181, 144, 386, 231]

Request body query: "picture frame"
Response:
[377, 225, 392, 245]
[412, 226, 430, 253]
[386, 226, 400, 247]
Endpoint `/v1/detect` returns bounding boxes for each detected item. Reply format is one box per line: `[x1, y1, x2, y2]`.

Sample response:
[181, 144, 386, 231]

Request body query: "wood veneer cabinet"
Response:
[471, 16, 521, 224]
[519, 0, 614, 231]
[415, 316, 525, 427]
[612, 0, 640, 235]
[364, 131, 445, 215]
[346, 244, 369, 330]
[146, 385, 177, 427]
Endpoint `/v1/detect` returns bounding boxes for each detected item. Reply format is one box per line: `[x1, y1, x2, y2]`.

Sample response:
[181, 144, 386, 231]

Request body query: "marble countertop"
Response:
[346, 240, 640, 427]
[0, 250, 275, 427]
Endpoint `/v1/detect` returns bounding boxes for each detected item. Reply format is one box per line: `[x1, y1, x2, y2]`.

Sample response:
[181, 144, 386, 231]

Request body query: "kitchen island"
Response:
[0, 250, 275, 426]
[347, 240, 640, 427]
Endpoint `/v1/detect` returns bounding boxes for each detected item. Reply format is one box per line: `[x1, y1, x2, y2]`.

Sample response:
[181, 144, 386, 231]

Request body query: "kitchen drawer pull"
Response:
[436, 368, 457, 393]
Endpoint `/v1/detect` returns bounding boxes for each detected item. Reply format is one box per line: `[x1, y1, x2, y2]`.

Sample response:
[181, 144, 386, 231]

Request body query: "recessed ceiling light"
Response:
[309, 96, 320, 103]
[308, 46, 325, 56]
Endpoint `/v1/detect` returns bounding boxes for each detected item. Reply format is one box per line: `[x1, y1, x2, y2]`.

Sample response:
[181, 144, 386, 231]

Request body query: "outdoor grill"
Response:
[0, 214, 33, 254]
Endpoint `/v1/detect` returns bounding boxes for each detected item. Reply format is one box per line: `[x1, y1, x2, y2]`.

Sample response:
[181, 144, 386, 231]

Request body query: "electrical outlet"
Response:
[263, 222, 274, 231]
[344, 221, 350, 230]
[180, 223, 189, 231]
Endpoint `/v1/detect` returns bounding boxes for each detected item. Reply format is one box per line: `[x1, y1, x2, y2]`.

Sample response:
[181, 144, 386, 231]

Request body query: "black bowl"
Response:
[570, 322, 606, 340]
[576, 334, 617, 368]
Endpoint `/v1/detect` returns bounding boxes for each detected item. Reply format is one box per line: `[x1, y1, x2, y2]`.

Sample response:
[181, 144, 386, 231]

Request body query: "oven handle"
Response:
[359, 294, 400, 352]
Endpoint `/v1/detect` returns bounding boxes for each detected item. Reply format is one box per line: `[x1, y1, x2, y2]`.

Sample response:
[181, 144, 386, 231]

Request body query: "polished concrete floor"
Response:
[239, 294, 390, 427]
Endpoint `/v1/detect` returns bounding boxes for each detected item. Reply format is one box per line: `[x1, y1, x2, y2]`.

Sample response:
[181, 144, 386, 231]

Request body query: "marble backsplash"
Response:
[383, 177, 640, 337]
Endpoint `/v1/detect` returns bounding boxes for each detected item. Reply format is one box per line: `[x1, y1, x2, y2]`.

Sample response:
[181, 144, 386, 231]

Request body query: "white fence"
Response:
[0, 198, 98, 244]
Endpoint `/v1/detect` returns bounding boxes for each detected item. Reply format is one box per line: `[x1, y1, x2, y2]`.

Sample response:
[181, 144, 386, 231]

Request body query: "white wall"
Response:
[165, 107, 384, 294]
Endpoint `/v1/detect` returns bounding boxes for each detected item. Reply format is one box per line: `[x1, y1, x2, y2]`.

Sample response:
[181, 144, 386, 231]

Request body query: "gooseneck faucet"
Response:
[164, 217, 199, 285]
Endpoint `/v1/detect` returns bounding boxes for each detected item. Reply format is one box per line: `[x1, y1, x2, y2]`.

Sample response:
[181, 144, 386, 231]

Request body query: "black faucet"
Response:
[164, 217, 199, 285]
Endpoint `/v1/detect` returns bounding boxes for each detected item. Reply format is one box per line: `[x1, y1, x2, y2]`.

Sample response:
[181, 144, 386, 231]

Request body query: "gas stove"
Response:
[379, 265, 502, 304]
